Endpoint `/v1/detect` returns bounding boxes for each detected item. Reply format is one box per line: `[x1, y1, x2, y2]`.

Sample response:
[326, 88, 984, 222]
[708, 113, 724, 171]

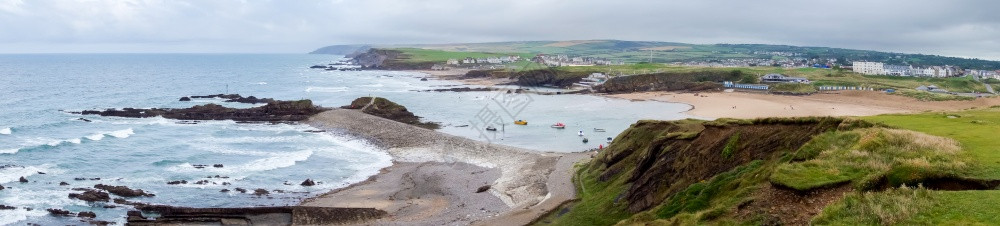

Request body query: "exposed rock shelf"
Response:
[77, 99, 327, 122]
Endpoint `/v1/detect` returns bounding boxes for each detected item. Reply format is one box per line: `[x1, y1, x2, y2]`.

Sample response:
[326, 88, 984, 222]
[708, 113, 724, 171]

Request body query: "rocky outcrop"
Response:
[18, 177, 27, 183]
[595, 70, 742, 93]
[47, 208, 73, 216]
[301, 179, 316, 186]
[69, 190, 111, 202]
[78, 100, 327, 122]
[126, 206, 387, 226]
[78, 211, 97, 218]
[94, 184, 155, 197]
[187, 94, 276, 104]
[344, 97, 440, 129]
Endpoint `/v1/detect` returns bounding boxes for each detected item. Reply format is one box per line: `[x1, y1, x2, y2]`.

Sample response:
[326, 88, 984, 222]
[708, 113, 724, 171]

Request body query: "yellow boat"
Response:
[514, 120, 528, 125]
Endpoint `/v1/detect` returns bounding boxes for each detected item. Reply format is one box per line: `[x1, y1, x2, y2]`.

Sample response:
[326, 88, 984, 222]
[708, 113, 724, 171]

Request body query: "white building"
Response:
[446, 59, 459, 65]
[853, 62, 885, 75]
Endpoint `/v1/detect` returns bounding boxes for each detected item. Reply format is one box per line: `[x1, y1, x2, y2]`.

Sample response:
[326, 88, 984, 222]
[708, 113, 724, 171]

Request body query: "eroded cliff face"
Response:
[350, 49, 435, 70]
[587, 117, 850, 213]
[595, 70, 743, 93]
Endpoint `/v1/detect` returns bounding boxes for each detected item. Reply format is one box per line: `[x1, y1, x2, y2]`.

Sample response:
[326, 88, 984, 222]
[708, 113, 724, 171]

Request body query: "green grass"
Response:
[770, 83, 818, 94]
[813, 186, 935, 225]
[903, 190, 1000, 224]
[722, 132, 740, 159]
[892, 89, 975, 101]
[864, 108, 1000, 179]
[536, 164, 633, 225]
[770, 128, 969, 191]
[391, 48, 523, 63]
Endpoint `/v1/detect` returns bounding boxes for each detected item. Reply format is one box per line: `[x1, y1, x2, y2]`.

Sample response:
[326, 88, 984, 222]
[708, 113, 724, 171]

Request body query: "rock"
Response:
[194, 180, 209, 185]
[220, 189, 230, 192]
[310, 65, 328, 69]
[420, 78, 428, 81]
[59, 182, 69, 186]
[94, 184, 155, 197]
[222, 182, 231, 186]
[90, 178, 101, 180]
[0, 205, 15, 210]
[77, 118, 92, 122]
[234, 187, 247, 193]
[69, 190, 111, 202]
[37, 171, 45, 174]
[46, 208, 73, 216]
[300, 179, 316, 186]
[167, 180, 187, 185]
[78, 99, 325, 122]
[213, 164, 224, 168]
[126, 211, 147, 221]
[74, 177, 86, 181]
[252, 188, 269, 196]
[18, 176, 27, 183]
[476, 185, 491, 193]
[179, 97, 191, 101]
[77, 211, 97, 218]
[0, 184, 4, 190]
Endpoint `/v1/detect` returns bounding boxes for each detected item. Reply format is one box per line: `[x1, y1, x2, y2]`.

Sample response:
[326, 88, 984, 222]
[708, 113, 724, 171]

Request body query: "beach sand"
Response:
[609, 90, 1000, 119]
[302, 109, 588, 225]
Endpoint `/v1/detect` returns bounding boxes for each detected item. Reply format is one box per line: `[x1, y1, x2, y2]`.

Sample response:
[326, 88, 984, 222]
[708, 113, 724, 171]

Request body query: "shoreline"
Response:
[411, 69, 1000, 119]
[300, 109, 591, 225]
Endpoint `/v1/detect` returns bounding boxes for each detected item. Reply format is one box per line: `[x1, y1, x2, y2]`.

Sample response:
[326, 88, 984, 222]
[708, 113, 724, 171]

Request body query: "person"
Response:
[599, 144, 603, 149]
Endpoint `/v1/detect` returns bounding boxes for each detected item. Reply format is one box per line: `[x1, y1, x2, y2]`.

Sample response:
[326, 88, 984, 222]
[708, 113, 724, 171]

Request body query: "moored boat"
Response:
[514, 120, 528, 125]
[551, 122, 566, 129]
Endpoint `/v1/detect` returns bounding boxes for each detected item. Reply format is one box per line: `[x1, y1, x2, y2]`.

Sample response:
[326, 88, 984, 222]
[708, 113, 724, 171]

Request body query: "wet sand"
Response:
[608, 90, 1000, 119]
[301, 109, 588, 225]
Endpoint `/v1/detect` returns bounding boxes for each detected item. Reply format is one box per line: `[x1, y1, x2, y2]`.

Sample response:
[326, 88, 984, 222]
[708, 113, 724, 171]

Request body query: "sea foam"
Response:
[0, 127, 10, 135]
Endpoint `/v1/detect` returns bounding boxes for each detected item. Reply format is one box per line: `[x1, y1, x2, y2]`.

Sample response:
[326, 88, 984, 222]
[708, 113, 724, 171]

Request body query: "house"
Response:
[446, 59, 459, 65]
[761, 73, 810, 83]
[853, 62, 885, 75]
[884, 65, 911, 76]
[462, 58, 476, 64]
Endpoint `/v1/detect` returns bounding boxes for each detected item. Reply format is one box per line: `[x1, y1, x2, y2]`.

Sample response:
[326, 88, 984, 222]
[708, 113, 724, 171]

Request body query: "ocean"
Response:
[0, 54, 692, 224]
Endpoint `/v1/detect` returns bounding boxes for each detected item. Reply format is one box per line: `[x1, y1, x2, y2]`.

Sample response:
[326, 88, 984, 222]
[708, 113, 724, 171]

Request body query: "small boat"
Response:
[455, 124, 469, 128]
[582, 138, 589, 143]
[551, 122, 566, 129]
[514, 120, 528, 125]
[593, 128, 606, 132]
[486, 126, 497, 131]
[578, 130, 585, 136]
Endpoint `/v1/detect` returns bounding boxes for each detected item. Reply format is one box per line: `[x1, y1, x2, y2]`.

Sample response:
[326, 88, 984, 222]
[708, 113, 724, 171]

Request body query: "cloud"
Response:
[0, 0, 997, 60]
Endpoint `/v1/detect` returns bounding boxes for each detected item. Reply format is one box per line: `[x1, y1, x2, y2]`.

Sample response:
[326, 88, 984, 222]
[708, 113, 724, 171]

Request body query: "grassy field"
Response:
[864, 107, 1000, 179]
[391, 48, 532, 63]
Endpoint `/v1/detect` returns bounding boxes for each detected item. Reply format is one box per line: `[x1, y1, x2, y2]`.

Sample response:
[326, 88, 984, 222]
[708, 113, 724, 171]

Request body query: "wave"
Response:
[255, 82, 268, 85]
[0, 148, 18, 154]
[0, 127, 10, 135]
[170, 150, 314, 174]
[0, 164, 53, 184]
[108, 128, 135, 138]
[305, 86, 348, 93]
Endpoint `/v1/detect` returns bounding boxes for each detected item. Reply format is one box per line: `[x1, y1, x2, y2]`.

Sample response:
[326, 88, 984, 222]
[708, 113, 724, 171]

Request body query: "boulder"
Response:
[59, 182, 69, 186]
[253, 188, 269, 196]
[220, 189, 230, 192]
[300, 179, 316, 186]
[167, 180, 187, 185]
[476, 185, 491, 193]
[94, 184, 155, 197]
[179, 97, 191, 101]
[234, 188, 247, 193]
[46, 208, 73, 216]
[0, 184, 4, 190]
[78, 211, 97, 218]
[213, 164, 224, 168]
[0, 205, 15, 210]
[18, 177, 27, 183]
[69, 190, 111, 202]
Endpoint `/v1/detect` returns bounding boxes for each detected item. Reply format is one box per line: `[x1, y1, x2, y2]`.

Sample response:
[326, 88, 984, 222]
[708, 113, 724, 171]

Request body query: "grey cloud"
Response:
[0, 0, 998, 60]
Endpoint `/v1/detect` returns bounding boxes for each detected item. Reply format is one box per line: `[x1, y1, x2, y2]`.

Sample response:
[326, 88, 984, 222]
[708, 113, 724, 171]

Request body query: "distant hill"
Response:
[308, 44, 371, 55]
[310, 40, 1000, 70]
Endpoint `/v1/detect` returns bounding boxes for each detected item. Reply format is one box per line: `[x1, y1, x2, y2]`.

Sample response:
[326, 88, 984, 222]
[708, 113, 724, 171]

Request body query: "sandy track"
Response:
[301, 109, 572, 225]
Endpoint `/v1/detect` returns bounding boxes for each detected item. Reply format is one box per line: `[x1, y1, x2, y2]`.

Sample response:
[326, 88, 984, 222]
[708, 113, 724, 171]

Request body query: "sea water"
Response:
[0, 54, 693, 224]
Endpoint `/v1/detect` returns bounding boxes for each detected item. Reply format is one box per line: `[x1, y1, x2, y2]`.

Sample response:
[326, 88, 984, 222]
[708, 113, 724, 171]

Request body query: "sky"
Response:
[1, 0, 998, 60]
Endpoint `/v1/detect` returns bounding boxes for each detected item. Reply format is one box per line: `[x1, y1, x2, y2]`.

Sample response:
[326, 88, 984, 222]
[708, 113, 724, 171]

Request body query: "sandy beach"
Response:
[608, 90, 1000, 119]
[414, 69, 515, 86]
[301, 109, 589, 225]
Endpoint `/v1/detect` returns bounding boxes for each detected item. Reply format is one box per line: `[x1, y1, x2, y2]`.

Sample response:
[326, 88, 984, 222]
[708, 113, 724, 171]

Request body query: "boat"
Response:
[486, 125, 497, 131]
[514, 120, 528, 125]
[551, 122, 566, 129]
[578, 130, 585, 136]
[582, 138, 589, 143]
[593, 128, 606, 132]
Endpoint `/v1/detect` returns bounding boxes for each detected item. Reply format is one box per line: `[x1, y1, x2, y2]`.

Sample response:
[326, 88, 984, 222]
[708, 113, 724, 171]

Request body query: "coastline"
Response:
[300, 109, 591, 225]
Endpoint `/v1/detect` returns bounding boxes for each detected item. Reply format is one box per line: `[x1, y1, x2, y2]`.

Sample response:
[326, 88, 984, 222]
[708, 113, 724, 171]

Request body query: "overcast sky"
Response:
[1, 0, 998, 60]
